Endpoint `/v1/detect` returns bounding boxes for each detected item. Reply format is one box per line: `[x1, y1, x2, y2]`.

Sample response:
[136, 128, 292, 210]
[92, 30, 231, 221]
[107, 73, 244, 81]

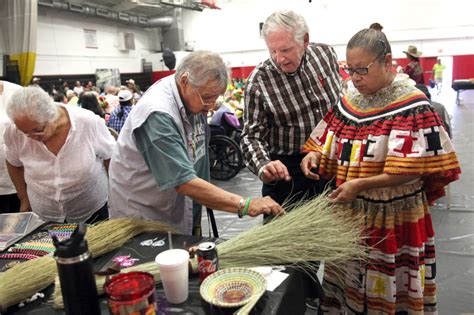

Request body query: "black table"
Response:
[1, 231, 322, 314]
[452, 80, 474, 104]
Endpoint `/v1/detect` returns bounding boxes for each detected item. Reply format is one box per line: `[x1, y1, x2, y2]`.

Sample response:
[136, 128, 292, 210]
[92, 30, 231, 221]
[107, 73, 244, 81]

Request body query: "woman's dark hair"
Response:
[53, 92, 66, 103]
[117, 100, 132, 118]
[369, 22, 383, 31]
[79, 92, 105, 118]
[347, 25, 392, 62]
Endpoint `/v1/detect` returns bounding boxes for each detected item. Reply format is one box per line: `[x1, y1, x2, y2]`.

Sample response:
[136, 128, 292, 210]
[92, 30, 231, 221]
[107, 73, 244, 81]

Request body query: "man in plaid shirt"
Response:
[241, 10, 342, 207]
[107, 89, 134, 134]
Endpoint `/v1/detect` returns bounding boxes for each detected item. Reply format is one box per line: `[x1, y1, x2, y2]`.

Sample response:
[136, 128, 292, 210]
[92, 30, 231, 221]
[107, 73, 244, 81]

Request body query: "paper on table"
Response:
[250, 266, 289, 292]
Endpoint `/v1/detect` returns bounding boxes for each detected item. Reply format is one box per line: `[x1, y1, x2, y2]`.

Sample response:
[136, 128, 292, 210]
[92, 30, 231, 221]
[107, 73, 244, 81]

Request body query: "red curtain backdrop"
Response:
[152, 55, 474, 83]
[452, 55, 474, 80]
[151, 70, 175, 82]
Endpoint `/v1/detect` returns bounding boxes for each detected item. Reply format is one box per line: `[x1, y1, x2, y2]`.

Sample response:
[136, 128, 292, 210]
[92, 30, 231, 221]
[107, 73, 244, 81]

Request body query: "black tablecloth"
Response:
[1, 231, 322, 315]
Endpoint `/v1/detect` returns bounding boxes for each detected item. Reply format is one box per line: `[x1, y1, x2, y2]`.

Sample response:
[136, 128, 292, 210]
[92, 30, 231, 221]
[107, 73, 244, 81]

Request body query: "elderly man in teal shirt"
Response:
[108, 51, 284, 235]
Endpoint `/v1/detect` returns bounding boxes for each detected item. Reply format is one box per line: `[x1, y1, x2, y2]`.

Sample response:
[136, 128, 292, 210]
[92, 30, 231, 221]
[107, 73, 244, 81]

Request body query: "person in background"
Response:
[73, 80, 84, 96]
[104, 85, 120, 113]
[109, 51, 284, 236]
[126, 79, 143, 101]
[416, 83, 452, 137]
[241, 10, 342, 208]
[79, 92, 108, 123]
[391, 60, 403, 74]
[4, 87, 115, 223]
[0, 80, 22, 213]
[301, 24, 460, 314]
[53, 92, 68, 104]
[107, 89, 134, 134]
[29, 77, 41, 88]
[66, 90, 78, 106]
[403, 45, 425, 84]
[432, 58, 446, 91]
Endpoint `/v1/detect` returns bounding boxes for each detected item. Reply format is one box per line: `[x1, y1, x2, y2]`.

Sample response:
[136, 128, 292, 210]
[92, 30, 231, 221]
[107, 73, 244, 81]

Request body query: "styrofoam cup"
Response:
[155, 249, 189, 304]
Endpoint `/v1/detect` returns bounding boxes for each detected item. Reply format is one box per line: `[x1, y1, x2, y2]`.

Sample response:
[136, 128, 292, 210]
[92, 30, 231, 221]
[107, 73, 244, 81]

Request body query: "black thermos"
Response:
[53, 223, 101, 315]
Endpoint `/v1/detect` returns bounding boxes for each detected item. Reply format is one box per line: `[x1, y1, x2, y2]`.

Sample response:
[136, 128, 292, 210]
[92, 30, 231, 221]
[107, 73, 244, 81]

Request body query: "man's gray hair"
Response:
[262, 10, 309, 44]
[7, 86, 58, 124]
[175, 51, 229, 91]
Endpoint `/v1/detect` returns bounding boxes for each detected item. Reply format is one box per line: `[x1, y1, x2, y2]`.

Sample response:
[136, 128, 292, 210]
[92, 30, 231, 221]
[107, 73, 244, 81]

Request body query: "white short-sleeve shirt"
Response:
[4, 105, 116, 222]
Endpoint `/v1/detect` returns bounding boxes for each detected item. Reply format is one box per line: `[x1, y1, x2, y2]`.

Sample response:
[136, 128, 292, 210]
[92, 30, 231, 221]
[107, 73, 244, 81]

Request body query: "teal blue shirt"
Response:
[134, 111, 210, 234]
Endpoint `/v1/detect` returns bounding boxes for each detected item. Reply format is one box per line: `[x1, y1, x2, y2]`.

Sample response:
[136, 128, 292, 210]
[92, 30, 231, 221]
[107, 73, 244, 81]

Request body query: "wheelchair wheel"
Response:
[209, 135, 243, 181]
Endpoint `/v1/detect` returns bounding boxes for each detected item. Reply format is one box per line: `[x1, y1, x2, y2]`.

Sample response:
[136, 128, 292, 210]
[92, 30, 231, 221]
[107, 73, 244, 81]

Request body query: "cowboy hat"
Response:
[403, 45, 422, 58]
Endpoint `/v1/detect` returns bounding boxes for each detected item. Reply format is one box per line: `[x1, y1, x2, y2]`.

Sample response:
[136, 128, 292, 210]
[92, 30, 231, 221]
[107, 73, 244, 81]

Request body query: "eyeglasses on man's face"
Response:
[195, 89, 217, 108]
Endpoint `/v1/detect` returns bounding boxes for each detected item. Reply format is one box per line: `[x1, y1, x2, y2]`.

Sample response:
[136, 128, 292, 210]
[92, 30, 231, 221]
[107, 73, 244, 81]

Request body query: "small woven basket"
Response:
[199, 267, 267, 308]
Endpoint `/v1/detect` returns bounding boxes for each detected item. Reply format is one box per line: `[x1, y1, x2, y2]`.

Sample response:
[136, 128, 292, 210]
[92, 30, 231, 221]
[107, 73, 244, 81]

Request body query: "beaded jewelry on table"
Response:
[0, 224, 77, 264]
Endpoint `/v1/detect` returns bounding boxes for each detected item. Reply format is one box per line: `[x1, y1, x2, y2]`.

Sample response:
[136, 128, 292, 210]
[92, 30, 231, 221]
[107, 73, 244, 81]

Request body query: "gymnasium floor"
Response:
[203, 85, 474, 314]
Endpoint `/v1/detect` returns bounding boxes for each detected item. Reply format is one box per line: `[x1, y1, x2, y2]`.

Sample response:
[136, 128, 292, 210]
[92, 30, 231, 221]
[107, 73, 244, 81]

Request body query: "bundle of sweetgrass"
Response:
[0, 218, 173, 311]
[217, 193, 366, 280]
[86, 218, 174, 257]
[0, 256, 56, 312]
[54, 193, 366, 309]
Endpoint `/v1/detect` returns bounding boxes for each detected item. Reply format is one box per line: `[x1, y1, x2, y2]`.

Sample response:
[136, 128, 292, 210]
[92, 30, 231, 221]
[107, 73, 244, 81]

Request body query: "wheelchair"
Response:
[208, 109, 244, 181]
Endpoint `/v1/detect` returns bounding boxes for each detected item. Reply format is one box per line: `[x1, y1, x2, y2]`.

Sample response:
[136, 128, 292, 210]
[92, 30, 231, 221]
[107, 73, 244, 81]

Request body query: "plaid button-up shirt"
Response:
[241, 43, 342, 175]
[107, 105, 133, 134]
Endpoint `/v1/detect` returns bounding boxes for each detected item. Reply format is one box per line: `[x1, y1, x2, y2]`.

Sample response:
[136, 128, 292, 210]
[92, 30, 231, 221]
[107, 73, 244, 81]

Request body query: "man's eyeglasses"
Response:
[195, 89, 217, 107]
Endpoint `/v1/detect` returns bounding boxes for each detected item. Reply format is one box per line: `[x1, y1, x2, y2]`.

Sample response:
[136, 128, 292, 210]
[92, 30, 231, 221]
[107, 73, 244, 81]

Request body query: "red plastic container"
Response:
[104, 271, 157, 314]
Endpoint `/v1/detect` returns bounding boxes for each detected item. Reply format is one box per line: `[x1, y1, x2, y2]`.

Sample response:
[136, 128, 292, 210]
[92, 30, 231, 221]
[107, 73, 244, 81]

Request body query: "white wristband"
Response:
[258, 165, 266, 181]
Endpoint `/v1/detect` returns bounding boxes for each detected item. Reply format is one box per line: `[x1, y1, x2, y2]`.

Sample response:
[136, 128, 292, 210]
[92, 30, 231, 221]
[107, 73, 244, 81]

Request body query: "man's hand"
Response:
[260, 160, 291, 183]
[247, 196, 285, 217]
[300, 152, 321, 180]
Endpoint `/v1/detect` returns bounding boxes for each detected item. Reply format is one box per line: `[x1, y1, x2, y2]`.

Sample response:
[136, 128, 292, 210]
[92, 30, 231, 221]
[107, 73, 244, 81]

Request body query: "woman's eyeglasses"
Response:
[343, 53, 384, 76]
[343, 39, 388, 76]
[16, 124, 48, 137]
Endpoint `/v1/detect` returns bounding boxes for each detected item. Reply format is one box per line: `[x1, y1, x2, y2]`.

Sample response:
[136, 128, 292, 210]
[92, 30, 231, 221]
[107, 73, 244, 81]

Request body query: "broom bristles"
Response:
[217, 193, 367, 280]
[0, 256, 56, 312]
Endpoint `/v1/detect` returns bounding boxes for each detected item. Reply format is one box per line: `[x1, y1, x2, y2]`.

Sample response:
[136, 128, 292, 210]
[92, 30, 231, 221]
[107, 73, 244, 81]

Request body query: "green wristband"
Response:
[242, 197, 252, 216]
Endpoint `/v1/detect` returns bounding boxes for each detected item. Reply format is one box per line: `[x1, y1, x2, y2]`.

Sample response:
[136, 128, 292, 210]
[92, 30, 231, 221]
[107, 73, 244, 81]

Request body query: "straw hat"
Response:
[403, 45, 422, 58]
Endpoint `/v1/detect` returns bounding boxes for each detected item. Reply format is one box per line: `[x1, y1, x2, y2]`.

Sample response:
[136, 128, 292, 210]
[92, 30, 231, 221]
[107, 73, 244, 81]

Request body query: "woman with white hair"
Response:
[4, 86, 115, 223]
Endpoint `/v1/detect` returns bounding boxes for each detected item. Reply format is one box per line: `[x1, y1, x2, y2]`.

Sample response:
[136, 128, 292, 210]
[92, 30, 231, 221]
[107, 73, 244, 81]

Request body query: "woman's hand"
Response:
[19, 196, 32, 212]
[247, 196, 285, 217]
[300, 152, 321, 180]
[328, 180, 362, 203]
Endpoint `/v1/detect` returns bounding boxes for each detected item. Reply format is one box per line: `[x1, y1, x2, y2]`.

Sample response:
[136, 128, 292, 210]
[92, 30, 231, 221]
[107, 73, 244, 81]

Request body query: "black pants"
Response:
[0, 193, 21, 213]
[262, 154, 332, 221]
[84, 203, 109, 224]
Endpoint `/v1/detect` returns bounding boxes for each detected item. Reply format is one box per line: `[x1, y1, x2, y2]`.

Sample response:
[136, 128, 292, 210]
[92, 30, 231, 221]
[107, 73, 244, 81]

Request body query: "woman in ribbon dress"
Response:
[300, 25, 460, 314]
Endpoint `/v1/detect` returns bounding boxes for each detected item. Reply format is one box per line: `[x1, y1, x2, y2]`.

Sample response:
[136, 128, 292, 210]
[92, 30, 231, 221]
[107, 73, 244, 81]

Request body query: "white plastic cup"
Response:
[155, 249, 190, 304]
